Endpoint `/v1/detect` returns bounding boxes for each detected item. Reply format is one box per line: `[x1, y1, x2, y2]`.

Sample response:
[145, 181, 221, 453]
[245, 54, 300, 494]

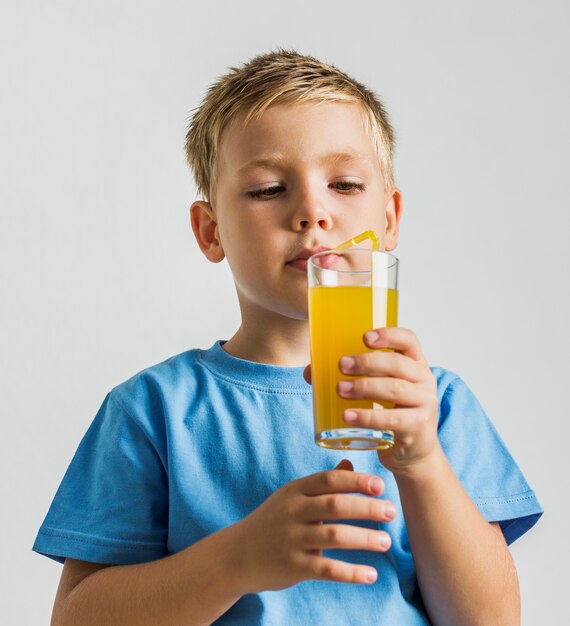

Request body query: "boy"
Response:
[34, 50, 542, 625]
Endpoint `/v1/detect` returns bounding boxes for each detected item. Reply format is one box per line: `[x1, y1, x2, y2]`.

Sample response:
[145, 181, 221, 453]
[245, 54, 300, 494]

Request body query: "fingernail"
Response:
[340, 356, 355, 372]
[378, 534, 390, 549]
[344, 410, 358, 423]
[385, 504, 397, 519]
[338, 381, 353, 395]
[365, 330, 379, 344]
[365, 569, 378, 583]
[370, 477, 383, 494]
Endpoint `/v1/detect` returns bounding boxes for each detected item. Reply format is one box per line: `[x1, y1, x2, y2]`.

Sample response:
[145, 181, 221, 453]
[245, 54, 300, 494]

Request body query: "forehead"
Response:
[217, 101, 379, 174]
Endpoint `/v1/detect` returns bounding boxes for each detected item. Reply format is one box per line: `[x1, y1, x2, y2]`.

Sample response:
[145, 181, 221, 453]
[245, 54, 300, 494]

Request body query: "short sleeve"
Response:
[436, 371, 543, 545]
[32, 391, 169, 564]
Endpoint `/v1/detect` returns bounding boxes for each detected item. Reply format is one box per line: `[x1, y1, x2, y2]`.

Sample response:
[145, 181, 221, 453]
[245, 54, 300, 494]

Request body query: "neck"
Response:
[222, 309, 311, 367]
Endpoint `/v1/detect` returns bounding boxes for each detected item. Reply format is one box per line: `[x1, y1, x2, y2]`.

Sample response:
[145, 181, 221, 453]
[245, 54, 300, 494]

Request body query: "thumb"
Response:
[335, 459, 354, 471]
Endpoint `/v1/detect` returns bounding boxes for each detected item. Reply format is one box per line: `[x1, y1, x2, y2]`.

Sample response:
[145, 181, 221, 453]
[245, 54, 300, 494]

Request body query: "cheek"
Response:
[223, 240, 268, 285]
[350, 212, 386, 241]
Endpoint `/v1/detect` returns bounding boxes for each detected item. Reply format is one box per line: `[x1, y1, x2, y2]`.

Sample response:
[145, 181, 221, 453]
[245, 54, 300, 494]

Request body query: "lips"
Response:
[287, 258, 310, 272]
[288, 246, 331, 262]
[286, 246, 339, 272]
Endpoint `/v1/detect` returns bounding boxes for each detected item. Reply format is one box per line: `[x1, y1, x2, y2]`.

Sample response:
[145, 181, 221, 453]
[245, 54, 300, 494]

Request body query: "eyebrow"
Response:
[236, 152, 372, 174]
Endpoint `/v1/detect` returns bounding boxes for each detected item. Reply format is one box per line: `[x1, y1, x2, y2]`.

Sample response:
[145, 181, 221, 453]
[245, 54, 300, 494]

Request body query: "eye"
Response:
[246, 185, 284, 199]
[331, 181, 366, 193]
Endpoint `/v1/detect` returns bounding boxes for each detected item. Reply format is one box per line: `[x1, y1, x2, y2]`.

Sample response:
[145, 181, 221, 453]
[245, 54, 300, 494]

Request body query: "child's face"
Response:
[191, 101, 401, 321]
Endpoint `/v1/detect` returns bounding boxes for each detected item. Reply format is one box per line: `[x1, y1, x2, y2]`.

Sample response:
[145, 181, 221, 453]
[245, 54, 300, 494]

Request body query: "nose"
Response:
[290, 185, 333, 232]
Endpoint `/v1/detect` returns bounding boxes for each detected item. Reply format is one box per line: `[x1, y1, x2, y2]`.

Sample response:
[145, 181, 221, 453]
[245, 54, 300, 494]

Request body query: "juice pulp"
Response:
[308, 286, 398, 447]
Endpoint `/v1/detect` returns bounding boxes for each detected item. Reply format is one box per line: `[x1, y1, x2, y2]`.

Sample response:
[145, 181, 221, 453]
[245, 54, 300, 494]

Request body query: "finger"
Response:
[339, 350, 424, 383]
[363, 327, 425, 362]
[300, 469, 385, 497]
[335, 459, 354, 471]
[303, 555, 378, 585]
[342, 407, 421, 435]
[337, 377, 427, 407]
[303, 364, 312, 384]
[303, 523, 392, 552]
[301, 493, 397, 523]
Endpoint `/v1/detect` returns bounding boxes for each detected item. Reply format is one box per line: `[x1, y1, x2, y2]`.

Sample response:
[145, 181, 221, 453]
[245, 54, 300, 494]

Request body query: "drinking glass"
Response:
[308, 248, 399, 450]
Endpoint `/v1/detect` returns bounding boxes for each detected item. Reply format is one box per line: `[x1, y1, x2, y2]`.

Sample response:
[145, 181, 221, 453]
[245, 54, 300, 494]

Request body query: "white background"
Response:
[1, 1, 568, 623]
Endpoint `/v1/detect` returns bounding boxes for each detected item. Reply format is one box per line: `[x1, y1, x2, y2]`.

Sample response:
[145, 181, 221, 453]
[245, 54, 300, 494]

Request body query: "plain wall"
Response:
[1, 0, 568, 623]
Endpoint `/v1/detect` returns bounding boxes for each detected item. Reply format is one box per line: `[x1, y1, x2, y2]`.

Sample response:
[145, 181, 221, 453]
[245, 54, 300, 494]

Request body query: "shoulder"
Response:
[429, 366, 489, 429]
[111, 347, 204, 398]
[102, 347, 208, 435]
[430, 365, 462, 402]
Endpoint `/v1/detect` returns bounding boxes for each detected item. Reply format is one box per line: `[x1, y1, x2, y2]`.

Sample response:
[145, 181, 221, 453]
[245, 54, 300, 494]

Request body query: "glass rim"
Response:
[308, 247, 399, 272]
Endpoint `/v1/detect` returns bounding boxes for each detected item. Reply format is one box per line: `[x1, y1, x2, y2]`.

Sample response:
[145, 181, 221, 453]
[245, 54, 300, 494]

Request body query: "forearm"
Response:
[53, 524, 246, 626]
[394, 445, 520, 626]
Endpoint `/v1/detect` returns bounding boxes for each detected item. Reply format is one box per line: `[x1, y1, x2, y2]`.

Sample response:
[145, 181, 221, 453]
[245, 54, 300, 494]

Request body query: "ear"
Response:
[384, 188, 403, 252]
[190, 201, 225, 263]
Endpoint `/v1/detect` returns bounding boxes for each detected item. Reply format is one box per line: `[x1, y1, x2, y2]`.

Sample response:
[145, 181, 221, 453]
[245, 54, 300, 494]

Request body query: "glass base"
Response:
[315, 428, 394, 451]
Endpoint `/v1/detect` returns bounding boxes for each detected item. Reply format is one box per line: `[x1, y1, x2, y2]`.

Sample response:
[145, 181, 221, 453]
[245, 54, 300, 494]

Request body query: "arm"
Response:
[333, 327, 519, 626]
[52, 524, 247, 626]
[395, 449, 519, 626]
[52, 461, 395, 625]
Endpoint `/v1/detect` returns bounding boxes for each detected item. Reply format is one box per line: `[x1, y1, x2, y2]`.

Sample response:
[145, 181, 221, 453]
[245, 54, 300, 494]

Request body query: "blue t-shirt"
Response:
[33, 340, 542, 624]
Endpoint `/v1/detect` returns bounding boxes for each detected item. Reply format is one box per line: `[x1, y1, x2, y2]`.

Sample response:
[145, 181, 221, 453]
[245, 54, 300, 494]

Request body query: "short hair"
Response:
[185, 49, 395, 203]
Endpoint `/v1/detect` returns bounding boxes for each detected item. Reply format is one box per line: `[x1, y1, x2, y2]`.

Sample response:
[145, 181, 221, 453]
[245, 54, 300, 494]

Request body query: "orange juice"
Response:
[309, 285, 398, 449]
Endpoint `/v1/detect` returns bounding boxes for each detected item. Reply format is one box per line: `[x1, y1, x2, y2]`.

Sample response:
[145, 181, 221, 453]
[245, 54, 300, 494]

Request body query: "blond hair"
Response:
[185, 49, 395, 202]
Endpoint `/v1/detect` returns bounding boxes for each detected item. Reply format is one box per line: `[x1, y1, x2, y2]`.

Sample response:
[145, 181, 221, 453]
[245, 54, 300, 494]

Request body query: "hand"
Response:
[232, 460, 396, 593]
[303, 328, 440, 475]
